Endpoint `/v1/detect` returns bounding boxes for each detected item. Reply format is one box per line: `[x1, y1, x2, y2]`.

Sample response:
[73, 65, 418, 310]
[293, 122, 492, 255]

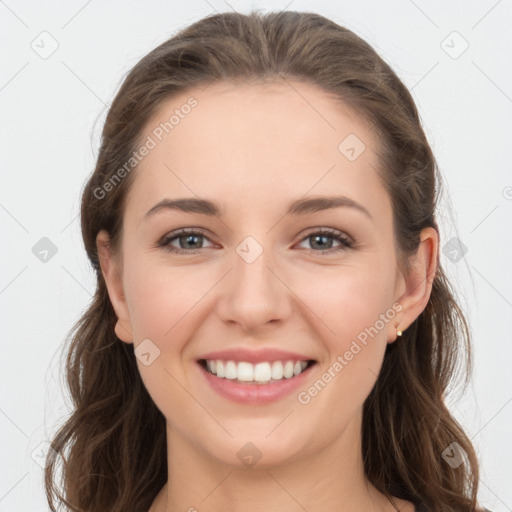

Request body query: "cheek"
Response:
[294, 262, 395, 397]
[124, 246, 397, 350]
[122, 256, 201, 341]
[293, 261, 395, 342]
[293, 273, 395, 425]
[122, 260, 203, 419]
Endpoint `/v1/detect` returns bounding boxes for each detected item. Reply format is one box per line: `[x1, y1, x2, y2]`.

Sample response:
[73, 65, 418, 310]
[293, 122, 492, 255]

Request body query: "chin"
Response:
[202, 431, 309, 470]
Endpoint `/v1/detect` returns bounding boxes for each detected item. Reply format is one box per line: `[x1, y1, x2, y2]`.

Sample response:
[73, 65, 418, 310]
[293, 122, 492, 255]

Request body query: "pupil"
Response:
[312, 234, 331, 250]
[182, 235, 201, 249]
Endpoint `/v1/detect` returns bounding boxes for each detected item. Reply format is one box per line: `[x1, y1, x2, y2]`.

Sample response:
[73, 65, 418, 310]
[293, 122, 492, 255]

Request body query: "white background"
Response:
[1, 0, 511, 510]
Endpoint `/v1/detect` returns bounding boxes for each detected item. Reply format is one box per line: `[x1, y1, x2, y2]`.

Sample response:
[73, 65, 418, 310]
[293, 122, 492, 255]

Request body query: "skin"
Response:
[96, 80, 437, 512]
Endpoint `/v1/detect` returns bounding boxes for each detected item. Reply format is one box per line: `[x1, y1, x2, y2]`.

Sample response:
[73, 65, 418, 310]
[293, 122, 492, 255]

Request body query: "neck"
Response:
[150, 412, 403, 512]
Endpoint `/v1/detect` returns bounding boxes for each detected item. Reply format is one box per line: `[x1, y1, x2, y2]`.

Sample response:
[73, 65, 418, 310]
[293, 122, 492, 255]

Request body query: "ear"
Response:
[389, 226, 438, 343]
[96, 229, 134, 344]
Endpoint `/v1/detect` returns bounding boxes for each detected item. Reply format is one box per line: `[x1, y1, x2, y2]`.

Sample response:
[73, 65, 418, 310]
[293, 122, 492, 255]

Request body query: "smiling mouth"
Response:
[198, 358, 317, 384]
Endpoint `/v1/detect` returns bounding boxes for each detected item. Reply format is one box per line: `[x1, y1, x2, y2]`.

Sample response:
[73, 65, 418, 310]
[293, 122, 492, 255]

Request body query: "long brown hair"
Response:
[45, 10, 482, 511]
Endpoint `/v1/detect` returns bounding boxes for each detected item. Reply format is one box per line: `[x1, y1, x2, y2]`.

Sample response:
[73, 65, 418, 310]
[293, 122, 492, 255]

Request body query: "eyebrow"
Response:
[144, 195, 373, 221]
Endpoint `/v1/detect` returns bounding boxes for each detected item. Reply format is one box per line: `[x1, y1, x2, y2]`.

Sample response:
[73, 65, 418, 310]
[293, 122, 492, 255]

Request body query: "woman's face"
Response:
[97, 80, 435, 468]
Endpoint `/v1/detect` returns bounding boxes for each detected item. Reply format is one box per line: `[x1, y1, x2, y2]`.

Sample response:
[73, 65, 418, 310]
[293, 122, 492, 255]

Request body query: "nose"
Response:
[216, 241, 292, 334]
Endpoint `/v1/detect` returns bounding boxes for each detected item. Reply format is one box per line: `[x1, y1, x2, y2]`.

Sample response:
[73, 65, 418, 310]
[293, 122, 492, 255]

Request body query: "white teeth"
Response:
[254, 362, 272, 382]
[225, 361, 237, 380]
[237, 362, 254, 382]
[271, 361, 283, 380]
[203, 358, 311, 382]
[283, 361, 294, 378]
[216, 360, 225, 378]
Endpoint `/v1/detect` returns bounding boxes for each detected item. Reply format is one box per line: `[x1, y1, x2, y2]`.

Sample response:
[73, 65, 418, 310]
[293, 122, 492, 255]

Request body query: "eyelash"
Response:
[156, 227, 355, 255]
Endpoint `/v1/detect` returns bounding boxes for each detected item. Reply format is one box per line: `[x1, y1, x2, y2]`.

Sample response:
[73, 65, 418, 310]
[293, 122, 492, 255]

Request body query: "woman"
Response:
[45, 10, 490, 512]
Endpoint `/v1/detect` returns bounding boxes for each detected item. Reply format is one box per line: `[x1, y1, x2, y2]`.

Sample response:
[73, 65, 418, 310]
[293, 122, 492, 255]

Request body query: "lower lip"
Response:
[198, 362, 315, 404]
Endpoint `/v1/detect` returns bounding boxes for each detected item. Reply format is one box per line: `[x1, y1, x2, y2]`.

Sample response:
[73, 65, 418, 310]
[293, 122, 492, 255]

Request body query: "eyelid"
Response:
[300, 226, 354, 244]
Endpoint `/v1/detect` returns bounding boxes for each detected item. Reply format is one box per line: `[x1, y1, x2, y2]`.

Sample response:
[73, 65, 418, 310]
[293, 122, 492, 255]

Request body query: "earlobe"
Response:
[96, 229, 134, 344]
[390, 227, 438, 342]
[114, 320, 134, 343]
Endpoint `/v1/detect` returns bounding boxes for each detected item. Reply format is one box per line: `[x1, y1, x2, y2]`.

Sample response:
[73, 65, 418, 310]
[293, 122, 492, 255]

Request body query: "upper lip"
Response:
[198, 348, 315, 364]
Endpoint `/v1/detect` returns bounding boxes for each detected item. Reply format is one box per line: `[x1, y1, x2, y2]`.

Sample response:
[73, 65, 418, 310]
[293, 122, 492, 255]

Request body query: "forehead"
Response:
[124, 79, 388, 222]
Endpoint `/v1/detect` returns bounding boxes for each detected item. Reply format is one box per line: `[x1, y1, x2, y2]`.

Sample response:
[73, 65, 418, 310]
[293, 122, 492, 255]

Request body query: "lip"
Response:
[197, 348, 315, 364]
[196, 359, 317, 404]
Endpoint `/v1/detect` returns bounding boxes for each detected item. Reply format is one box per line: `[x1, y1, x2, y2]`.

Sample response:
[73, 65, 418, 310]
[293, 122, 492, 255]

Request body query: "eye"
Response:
[157, 228, 214, 254]
[296, 228, 354, 254]
[157, 227, 354, 255]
